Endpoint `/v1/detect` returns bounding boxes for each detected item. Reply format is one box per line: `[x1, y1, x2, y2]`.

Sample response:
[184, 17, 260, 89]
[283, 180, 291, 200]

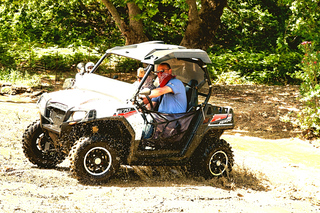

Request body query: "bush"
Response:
[294, 41, 320, 137]
[208, 51, 302, 85]
[0, 68, 41, 87]
[0, 43, 16, 68]
[114, 57, 142, 73]
[214, 71, 252, 85]
[10, 45, 101, 72]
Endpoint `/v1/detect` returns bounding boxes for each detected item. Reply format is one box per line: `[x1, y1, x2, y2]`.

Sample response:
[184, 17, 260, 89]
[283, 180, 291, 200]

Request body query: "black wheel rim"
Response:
[35, 133, 55, 157]
[84, 147, 112, 176]
[208, 150, 228, 176]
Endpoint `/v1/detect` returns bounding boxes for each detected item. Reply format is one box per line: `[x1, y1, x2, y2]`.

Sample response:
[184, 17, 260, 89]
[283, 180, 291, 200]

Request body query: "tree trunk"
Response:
[100, 0, 226, 48]
[180, 0, 227, 50]
[126, 3, 149, 45]
[100, 0, 148, 45]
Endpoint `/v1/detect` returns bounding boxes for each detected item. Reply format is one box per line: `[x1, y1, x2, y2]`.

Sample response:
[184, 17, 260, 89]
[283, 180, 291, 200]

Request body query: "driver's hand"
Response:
[142, 97, 149, 105]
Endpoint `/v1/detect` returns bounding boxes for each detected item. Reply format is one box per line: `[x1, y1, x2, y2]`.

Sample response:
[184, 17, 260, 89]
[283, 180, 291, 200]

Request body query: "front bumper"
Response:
[38, 95, 95, 136]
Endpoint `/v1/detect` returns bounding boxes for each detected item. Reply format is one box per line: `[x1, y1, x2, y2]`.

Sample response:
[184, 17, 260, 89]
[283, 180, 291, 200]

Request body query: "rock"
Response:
[32, 90, 44, 97]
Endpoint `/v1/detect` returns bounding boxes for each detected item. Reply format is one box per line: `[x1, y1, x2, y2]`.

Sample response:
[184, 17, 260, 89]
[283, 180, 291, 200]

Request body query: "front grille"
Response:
[49, 107, 66, 126]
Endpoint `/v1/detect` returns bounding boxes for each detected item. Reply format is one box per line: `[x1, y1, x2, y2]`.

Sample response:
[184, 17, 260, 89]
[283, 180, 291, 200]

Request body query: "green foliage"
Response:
[280, 0, 320, 49]
[294, 41, 320, 136]
[213, 71, 252, 85]
[130, 0, 188, 44]
[11, 45, 101, 73]
[215, 0, 289, 52]
[0, 0, 123, 49]
[296, 42, 320, 94]
[34, 47, 100, 71]
[145, 0, 188, 44]
[114, 57, 142, 73]
[209, 0, 319, 85]
[208, 51, 302, 85]
[0, 0, 318, 88]
[0, 69, 41, 87]
[215, 0, 320, 53]
[0, 43, 16, 68]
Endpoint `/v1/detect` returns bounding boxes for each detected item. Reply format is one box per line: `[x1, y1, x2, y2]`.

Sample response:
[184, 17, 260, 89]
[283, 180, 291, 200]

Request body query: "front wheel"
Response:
[22, 120, 66, 168]
[69, 136, 120, 184]
[200, 138, 234, 178]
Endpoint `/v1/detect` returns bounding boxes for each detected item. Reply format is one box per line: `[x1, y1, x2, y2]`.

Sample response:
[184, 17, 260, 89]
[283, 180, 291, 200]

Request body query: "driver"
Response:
[142, 63, 187, 113]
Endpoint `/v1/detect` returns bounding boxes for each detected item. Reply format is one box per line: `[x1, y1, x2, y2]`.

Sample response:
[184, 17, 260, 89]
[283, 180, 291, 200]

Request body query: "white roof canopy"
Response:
[106, 41, 212, 64]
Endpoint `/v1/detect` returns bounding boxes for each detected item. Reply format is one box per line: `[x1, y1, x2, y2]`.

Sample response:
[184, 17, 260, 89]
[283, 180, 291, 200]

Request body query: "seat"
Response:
[185, 79, 198, 111]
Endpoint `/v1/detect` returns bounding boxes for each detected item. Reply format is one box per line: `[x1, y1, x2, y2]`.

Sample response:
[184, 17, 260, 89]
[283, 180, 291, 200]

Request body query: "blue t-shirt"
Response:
[152, 78, 187, 114]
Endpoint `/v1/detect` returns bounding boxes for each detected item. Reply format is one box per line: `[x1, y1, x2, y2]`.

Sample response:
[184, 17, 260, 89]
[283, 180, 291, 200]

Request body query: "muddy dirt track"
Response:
[0, 85, 320, 212]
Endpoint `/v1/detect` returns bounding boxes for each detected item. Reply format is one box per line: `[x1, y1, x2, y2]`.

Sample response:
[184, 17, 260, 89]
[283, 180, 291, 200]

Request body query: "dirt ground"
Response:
[0, 84, 320, 212]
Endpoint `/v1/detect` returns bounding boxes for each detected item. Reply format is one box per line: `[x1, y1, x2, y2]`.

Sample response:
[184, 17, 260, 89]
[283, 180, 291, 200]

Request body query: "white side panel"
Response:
[125, 112, 145, 140]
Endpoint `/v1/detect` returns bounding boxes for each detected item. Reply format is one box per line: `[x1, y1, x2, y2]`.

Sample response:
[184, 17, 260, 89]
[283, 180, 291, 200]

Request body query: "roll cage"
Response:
[88, 41, 216, 150]
[89, 41, 213, 109]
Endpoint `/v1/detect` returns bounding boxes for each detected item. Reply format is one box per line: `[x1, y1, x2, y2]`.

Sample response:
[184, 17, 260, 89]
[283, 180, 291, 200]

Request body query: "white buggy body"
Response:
[38, 72, 146, 139]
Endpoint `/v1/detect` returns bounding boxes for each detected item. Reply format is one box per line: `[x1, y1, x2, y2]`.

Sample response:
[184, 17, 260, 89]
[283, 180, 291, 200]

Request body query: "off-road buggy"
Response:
[22, 41, 235, 184]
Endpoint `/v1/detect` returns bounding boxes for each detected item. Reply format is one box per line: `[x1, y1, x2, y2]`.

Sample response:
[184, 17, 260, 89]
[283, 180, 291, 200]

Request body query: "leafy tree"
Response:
[100, 0, 228, 50]
[213, 0, 290, 52]
[100, 0, 148, 44]
[180, 0, 227, 49]
[280, 0, 320, 50]
[0, 0, 122, 49]
[142, 1, 189, 45]
[1, 0, 320, 86]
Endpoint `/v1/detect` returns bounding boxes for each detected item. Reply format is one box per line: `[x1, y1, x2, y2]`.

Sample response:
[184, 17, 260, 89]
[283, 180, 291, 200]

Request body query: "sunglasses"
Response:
[154, 68, 169, 74]
[137, 76, 143, 80]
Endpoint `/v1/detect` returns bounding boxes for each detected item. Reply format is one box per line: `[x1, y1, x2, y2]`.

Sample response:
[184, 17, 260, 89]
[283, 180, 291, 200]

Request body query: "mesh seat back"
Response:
[185, 79, 198, 111]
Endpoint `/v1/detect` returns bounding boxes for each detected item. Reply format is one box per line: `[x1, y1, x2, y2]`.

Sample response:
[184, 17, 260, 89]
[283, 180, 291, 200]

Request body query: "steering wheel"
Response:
[134, 95, 154, 112]
[145, 95, 154, 111]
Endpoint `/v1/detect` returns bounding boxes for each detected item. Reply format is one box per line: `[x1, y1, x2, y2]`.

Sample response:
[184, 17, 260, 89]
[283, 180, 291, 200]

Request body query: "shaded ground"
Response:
[210, 84, 302, 139]
[0, 84, 320, 212]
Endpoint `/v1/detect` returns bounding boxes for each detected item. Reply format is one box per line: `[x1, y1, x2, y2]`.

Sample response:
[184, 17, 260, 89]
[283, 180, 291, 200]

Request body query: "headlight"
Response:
[69, 111, 87, 122]
[37, 93, 49, 116]
[67, 110, 96, 125]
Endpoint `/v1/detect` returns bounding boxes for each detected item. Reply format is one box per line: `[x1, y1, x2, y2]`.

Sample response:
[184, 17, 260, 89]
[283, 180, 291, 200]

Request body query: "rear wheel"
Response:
[69, 136, 120, 184]
[189, 138, 234, 178]
[22, 120, 66, 168]
[202, 139, 234, 178]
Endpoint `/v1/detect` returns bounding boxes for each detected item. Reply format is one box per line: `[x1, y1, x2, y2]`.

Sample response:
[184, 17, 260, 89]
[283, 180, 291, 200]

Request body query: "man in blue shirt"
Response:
[142, 63, 187, 114]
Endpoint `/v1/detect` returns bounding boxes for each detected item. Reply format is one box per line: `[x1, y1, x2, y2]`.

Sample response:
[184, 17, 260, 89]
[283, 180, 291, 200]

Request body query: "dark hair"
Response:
[160, 62, 171, 69]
